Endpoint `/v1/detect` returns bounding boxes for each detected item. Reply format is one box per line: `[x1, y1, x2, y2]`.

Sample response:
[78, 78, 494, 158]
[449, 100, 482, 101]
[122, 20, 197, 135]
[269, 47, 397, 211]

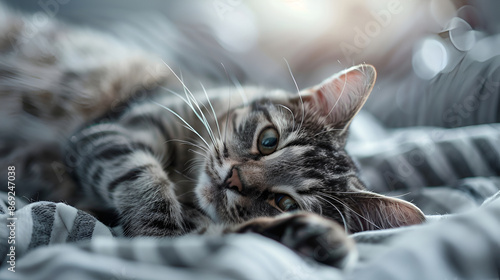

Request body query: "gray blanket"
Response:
[1, 190, 499, 279]
[2, 116, 500, 279]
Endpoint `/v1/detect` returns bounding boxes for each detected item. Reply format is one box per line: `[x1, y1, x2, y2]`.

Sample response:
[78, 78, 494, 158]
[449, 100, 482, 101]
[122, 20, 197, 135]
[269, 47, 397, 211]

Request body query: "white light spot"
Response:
[447, 17, 476, 51]
[412, 38, 448, 80]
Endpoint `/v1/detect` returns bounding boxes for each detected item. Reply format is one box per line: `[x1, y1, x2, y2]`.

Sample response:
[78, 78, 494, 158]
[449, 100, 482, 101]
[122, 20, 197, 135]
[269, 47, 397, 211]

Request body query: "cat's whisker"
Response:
[313, 128, 345, 137]
[162, 87, 189, 104]
[178, 72, 217, 149]
[187, 149, 209, 160]
[153, 101, 210, 149]
[187, 158, 209, 171]
[176, 190, 198, 199]
[387, 192, 412, 199]
[277, 104, 295, 131]
[186, 153, 207, 164]
[185, 158, 207, 174]
[185, 156, 206, 166]
[224, 100, 231, 144]
[162, 86, 218, 150]
[318, 190, 368, 195]
[161, 61, 217, 149]
[165, 139, 209, 153]
[199, 82, 222, 140]
[186, 165, 205, 177]
[180, 124, 211, 148]
[170, 169, 197, 186]
[317, 192, 381, 230]
[283, 58, 305, 132]
[315, 195, 348, 234]
[157, 90, 215, 152]
[220, 62, 232, 144]
[228, 71, 248, 106]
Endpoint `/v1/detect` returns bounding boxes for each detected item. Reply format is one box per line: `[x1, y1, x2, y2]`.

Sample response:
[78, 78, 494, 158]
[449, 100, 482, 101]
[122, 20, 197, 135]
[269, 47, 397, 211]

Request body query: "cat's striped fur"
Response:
[65, 64, 425, 267]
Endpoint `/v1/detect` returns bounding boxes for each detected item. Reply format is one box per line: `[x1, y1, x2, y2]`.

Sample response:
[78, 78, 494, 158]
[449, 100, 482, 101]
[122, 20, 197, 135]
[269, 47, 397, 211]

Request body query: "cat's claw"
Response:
[235, 212, 357, 269]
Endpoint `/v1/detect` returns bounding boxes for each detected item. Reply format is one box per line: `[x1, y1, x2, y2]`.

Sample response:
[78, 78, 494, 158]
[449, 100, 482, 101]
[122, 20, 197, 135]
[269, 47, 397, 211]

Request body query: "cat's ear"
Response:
[346, 192, 425, 233]
[297, 64, 376, 131]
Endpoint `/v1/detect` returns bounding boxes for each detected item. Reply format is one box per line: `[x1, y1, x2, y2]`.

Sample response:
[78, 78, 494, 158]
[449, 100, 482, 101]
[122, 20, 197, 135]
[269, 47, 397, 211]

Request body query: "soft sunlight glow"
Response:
[212, 6, 258, 53]
[278, 0, 326, 19]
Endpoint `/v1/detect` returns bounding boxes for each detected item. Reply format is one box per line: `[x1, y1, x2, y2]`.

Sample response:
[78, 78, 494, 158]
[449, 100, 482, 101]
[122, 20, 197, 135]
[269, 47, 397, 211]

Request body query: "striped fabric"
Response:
[0, 200, 114, 264]
[0, 195, 343, 280]
[1, 190, 500, 279]
[348, 113, 500, 214]
[1, 113, 500, 278]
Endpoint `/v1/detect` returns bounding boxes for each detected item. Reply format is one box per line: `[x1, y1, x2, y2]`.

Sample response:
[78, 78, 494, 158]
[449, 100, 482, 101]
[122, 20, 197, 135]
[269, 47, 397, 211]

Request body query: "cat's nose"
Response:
[226, 168, 243, 193]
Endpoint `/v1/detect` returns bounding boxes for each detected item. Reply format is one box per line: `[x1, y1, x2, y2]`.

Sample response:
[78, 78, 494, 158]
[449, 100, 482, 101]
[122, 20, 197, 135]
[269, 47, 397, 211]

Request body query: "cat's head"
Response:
[195, 64, 425, 233]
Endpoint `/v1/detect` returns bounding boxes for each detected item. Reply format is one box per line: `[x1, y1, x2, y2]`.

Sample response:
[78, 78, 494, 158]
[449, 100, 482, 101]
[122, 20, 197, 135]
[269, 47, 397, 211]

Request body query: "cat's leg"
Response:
[231, 212, 356, 269]
[66, 113, 187, 236]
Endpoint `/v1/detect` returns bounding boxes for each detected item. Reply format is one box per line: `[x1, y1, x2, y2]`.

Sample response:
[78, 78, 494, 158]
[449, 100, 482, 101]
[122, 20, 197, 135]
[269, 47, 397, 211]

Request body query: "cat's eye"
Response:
[258, 127, 279, 155]
[275, 194, 299, 212]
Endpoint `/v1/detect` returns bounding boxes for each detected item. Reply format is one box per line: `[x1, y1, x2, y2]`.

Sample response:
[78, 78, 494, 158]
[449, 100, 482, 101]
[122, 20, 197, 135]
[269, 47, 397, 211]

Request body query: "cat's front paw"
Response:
[235, 212, 356, 269]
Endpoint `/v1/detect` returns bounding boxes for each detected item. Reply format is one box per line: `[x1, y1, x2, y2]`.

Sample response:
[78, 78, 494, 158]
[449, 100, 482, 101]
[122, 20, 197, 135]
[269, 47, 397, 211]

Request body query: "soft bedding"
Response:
[348, 114, 500, 214]
[2, 115, 500, 279]
[1, 187, 500, 279]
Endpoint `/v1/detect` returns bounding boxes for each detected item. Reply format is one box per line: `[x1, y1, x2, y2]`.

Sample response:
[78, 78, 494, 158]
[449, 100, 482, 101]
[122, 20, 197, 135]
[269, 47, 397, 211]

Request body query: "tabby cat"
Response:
[64, 63, 425, 268]
[0, 3, 424, 269]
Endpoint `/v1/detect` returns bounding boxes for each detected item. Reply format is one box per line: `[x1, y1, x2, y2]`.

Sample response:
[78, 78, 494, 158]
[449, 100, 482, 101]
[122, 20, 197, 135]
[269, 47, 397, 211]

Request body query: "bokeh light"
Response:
[412, 37, 449, 80]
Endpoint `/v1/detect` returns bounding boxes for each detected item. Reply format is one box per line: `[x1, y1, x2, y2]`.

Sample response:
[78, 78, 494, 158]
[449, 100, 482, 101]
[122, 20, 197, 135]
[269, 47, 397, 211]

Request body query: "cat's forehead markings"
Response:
[236, 108, 249, 122]
[232, 107, 249, 131]
[255, 105, 273, 124]
[296, 179, 320, 190]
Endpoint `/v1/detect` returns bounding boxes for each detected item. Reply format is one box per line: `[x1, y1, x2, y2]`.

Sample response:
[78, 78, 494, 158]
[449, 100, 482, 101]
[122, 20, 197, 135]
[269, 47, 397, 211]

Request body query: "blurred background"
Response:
[1, 0, 463, 81]
[4, 0, 500, 128]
